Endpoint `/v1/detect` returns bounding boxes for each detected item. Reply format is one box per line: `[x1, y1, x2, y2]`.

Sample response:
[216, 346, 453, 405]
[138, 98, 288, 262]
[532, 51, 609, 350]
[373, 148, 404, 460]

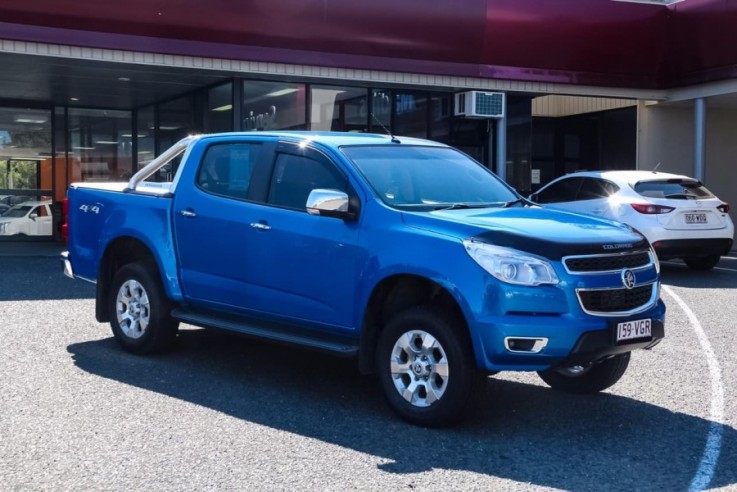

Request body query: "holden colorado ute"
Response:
[62, 132, 666, 426]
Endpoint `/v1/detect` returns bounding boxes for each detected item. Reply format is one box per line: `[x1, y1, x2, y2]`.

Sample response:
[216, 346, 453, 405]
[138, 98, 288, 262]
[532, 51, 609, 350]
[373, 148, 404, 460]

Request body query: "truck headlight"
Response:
[463, 240, 559, 286]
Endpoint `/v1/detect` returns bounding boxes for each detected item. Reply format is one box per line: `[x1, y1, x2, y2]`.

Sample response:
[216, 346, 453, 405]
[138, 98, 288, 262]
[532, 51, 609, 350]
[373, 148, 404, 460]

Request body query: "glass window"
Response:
[634, 179, 714, 200]
[577, 177, 619, 200]
[429, 95, 452, 141]
[394, 92, 428, 138]
[342, 145, 517, 209]
[68, 108, 132, 183]
[205, 83, 233, 133]
[159, 95, 196, 153]
[370, 90, 391, 133]
[136, 106, 155, 169]
[0, 107, 52, 206]
[267, 153, 346, 210]
[310, 86, 368, 132]
[535, 177, 582, 203]
[242, 81, 305, 131]
[196, 142, 261, 199]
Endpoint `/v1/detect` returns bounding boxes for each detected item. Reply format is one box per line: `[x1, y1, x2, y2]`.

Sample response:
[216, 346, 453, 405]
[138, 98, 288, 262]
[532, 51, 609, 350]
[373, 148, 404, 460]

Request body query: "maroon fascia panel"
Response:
[0, 0, 733, 89]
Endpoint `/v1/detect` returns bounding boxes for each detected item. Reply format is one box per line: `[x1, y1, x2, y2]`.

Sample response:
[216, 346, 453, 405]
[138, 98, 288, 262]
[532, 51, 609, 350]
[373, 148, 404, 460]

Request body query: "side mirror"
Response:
[29, 213, 38, 221]
[306, 189, 356, 221]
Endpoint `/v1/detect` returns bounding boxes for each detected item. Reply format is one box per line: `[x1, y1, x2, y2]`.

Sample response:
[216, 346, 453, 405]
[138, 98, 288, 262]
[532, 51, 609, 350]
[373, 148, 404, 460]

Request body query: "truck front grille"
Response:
[564, 251, 652, 273]
[577, 283, 656, 315]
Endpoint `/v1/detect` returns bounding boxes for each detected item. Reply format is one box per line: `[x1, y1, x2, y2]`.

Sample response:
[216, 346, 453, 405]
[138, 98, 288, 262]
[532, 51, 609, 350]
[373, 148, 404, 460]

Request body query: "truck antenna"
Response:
[370, 113, 401, 144]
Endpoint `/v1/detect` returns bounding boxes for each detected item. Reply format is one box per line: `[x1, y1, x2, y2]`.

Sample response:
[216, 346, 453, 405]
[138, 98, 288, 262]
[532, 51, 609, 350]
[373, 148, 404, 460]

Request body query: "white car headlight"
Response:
[463, 240, 559, 286]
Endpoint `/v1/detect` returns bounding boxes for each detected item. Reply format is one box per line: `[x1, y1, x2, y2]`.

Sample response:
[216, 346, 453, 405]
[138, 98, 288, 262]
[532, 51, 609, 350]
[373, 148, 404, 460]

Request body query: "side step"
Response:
[171, 307, 359, 357]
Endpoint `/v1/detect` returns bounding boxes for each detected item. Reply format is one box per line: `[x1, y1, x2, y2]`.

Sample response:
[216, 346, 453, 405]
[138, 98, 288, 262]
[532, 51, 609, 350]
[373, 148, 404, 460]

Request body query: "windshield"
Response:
[1, 205, 32, 218]
[341, 145, 518, 210]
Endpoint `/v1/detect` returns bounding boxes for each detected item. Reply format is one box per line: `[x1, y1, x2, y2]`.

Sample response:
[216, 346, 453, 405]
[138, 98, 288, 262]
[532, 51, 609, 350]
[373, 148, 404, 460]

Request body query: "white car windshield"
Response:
[341, 145, 519, 210]
[2, 205, 33, 218]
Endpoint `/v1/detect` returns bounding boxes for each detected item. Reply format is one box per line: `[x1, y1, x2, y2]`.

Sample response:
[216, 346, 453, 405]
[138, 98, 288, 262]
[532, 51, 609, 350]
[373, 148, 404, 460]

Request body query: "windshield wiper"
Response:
[502, 198, 526, 208]
[434, 202, 501, 211]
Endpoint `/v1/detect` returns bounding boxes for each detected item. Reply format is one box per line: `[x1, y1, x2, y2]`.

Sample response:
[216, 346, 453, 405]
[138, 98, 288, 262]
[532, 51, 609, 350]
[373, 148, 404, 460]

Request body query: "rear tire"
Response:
[537, 353, 630, 394]
[375, 306, 478, 427]
[684, 254, 720, 271]
[109, 261, 179, 354]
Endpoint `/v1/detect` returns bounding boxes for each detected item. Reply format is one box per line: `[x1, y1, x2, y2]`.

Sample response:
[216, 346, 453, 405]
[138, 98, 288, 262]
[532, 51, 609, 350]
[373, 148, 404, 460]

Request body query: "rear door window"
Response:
[197, 142, 262, 199]
[634, 179, 714, 200]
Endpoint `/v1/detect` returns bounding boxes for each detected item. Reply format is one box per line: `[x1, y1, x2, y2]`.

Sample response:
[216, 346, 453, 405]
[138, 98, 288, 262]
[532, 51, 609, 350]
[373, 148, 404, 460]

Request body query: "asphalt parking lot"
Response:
[1, 253, 736, 491]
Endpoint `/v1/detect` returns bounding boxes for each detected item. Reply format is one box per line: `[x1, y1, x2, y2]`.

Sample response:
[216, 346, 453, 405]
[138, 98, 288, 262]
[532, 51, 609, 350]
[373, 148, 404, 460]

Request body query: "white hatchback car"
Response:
[530, 170, 734, 270]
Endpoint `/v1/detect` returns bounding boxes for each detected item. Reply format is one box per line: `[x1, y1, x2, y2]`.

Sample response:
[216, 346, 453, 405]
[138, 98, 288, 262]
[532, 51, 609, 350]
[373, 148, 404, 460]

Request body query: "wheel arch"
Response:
[357, 273, 471, 374]
[95, 236, 170, 323]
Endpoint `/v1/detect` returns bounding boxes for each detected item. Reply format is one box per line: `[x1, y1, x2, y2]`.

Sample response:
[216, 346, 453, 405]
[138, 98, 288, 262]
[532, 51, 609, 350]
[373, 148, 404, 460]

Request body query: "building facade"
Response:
[0, 0, 736, 241]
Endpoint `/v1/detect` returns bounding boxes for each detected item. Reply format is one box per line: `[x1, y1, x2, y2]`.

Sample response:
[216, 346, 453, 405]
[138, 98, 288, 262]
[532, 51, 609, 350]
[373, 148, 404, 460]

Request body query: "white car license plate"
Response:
[616, 318, 652, 343]
[685, 213, 707, 224]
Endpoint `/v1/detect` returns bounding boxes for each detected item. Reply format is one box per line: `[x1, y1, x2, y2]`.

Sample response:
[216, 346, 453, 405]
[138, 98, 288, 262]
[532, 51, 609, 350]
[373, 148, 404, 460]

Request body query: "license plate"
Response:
[685, 213, 707, 224]
[616, 318, 652, 343]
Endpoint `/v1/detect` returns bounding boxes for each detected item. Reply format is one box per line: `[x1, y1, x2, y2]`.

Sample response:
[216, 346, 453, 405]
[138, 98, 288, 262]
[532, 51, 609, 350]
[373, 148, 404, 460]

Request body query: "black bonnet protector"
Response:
[472, 230, 650, 261]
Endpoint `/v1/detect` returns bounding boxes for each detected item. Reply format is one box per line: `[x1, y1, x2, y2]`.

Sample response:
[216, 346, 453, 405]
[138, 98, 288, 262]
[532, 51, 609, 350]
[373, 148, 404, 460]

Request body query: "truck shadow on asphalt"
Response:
[67, 328, 737, 491]
[0, 257, 95, 300]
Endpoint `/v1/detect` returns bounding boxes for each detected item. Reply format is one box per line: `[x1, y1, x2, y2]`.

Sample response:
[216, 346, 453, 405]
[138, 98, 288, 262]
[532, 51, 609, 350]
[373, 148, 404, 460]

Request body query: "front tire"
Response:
[375, 306, 478, 427]
[109, 261, 179, 354]
[537, 353, 630, 394]
[684, 254, 720, 271]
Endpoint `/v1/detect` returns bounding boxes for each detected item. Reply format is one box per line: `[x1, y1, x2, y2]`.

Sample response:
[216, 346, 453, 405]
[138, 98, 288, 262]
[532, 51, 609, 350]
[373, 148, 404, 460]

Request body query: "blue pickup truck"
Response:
[63, 132, 665, 426]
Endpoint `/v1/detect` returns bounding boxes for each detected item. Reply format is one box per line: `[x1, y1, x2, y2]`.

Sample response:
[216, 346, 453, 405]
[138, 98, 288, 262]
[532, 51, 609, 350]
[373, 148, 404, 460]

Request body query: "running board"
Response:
[171, 307, 359, 357]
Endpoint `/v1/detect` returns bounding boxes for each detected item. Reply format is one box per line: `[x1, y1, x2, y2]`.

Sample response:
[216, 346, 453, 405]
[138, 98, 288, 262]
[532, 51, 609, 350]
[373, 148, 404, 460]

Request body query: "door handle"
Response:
[250, 222, 271, 231]
[179, 210, 197, 218]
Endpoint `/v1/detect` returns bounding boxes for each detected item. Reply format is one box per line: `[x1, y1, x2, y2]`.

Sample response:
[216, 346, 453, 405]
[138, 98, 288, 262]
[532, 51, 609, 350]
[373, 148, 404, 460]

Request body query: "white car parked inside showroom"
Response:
[0, 200, 53, 236]
[530, 170, 734, 271]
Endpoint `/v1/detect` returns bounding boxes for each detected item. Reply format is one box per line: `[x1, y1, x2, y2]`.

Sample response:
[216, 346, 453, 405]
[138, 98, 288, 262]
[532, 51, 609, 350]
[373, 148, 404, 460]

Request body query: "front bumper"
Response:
[471, 299, 666, 372]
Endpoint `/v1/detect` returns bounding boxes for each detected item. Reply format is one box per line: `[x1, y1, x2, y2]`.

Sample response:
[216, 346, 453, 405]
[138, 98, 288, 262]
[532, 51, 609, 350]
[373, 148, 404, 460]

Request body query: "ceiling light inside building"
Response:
[94, 140, 119, 145]
[264, 88, 298, 97]
[14, 115, 48, 124]
[211, 104, 233, 112]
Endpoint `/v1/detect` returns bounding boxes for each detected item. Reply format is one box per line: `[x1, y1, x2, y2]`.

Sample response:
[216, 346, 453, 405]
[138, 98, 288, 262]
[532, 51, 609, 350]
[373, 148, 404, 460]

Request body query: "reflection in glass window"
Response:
[370, 90, 391, 134]
[206, 83, 233, 133]
[197, 142, 261, 199]
[310, 86, 368, 132]
[430, 96, 452, 141]
[394, 92, 428, 138]
[159, 95, 196, 153]
[242, 81, 306, 131]
[136, 105, 155, 169]
[68, 108, 132, 183]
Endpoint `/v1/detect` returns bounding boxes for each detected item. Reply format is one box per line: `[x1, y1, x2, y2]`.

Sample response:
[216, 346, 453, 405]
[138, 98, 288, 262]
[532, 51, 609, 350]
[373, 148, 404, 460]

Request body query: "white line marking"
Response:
[662, 285, 725, 492]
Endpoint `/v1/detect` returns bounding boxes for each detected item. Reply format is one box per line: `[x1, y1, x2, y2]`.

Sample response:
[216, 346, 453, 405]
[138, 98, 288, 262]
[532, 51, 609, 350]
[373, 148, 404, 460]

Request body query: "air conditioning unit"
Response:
[454, 91, 505, 118]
